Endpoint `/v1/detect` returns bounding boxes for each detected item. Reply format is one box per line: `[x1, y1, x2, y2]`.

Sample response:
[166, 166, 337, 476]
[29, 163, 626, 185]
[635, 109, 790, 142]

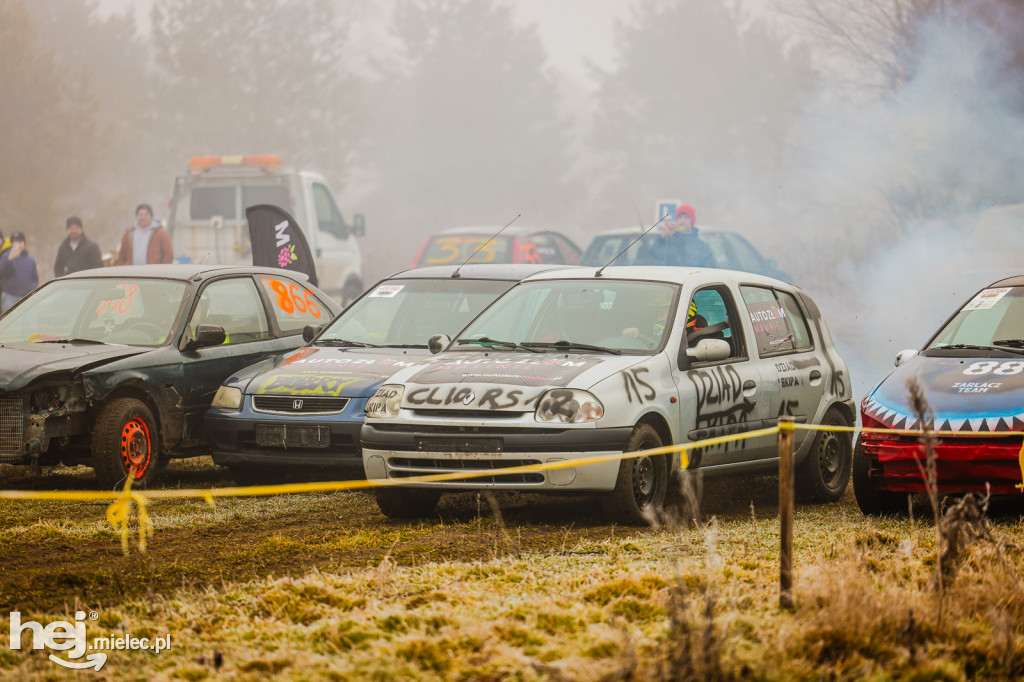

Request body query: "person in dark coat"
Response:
[0, 232, 39, 314]
[641, 203, 715, 268]
[54, 216, 104, 277]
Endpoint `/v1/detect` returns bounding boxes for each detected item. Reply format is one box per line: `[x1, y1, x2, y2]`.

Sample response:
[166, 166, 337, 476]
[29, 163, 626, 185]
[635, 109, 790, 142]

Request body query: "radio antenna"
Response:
[451, 214, 521, 279]
[594, 211, 669, 278]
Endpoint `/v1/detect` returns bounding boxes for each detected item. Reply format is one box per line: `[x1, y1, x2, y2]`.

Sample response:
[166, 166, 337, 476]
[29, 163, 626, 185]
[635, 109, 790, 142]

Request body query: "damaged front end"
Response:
[0, 374, 89, 465]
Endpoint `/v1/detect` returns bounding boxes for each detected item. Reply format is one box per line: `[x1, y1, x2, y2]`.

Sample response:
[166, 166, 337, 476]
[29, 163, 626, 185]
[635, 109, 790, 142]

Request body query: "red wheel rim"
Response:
[120, 418, 151, 478]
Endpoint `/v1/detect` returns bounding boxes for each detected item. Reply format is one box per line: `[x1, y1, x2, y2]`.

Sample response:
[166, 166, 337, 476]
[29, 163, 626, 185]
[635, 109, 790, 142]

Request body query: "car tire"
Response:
[374, 487, 441, 519]
[852, 439, 907, 516]
[796, 407, 852, 503]
[92, 398, 162, 489]
[341, 279, 364, 308]
[601, 423, 667, 524]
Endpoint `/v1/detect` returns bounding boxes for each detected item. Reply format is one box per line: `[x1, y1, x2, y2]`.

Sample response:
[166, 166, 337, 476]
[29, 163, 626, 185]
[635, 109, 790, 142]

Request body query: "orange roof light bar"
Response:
[187, 155, 283, 172]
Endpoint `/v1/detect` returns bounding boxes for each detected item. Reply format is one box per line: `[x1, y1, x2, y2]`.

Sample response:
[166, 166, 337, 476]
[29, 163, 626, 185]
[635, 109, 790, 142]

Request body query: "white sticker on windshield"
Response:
[369, 285, 405, 298]
[962, 287, 1011, 310]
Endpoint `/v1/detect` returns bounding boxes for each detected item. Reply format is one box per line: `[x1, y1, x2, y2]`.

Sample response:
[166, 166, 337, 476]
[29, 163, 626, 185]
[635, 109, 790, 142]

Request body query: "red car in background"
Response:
[411, 226, 582, 267]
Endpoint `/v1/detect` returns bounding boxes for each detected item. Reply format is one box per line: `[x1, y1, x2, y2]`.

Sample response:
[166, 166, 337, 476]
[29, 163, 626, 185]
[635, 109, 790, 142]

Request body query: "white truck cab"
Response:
[167, 155, 366, 305]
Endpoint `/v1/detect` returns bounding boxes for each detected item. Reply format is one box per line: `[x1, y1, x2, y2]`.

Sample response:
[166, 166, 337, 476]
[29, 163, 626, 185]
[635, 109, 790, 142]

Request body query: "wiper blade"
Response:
[994, 339, 1024, 349]
[385, 344, 428, 349]
[456, 337, 541, 353]
[315, 339, 381, 348]
[933, 343, 1024, 356]
[36, 338, 107, 345]
[521, 340, 623, 355]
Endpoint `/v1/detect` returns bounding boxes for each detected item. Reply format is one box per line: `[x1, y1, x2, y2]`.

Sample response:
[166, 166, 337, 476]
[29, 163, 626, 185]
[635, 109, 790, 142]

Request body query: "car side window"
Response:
[776, 290, 813, 351]
[552, 234, 582, 265]
[740, 285, 797, 356]
[686, 286, 744, 360]
[256, 274, 329, 334]
[189, 277, 270, 345]
[313, 183, 346, 239]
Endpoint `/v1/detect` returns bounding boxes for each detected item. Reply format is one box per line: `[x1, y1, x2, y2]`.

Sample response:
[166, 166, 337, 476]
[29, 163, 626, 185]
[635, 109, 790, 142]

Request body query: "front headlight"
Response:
[535, 389, 604, 424]
[366, 384, 405, 419]
[211, 386, 243, 410]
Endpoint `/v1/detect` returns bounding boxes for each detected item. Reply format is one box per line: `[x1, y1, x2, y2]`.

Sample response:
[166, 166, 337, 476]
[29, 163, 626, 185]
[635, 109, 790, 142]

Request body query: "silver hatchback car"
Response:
[362, 266, 854, 523]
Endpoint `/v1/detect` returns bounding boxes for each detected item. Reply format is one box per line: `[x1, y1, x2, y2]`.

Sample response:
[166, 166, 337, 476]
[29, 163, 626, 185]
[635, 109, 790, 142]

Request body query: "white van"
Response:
[167, 155, 366, 305]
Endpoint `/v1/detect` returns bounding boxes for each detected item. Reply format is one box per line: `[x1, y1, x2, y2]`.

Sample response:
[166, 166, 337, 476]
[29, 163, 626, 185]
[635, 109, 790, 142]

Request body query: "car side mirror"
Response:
[428, 334, 450, 354]
[685, 338, 731, 363]
[352, 214, 365, 238]
[302, 324, 323, 343]
[895, 349, 918, 367]
[179, 324, 226, 352]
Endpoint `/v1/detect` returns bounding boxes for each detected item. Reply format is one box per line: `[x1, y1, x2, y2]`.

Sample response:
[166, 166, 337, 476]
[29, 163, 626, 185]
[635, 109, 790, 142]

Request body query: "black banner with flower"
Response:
[245, 204, 319, 287]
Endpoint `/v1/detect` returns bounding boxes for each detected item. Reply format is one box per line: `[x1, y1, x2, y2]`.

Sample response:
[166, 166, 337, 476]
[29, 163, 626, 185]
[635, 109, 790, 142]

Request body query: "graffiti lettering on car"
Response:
[257, 374, 361, 396]
[687, 365, 756, 452]
[622, 367, 656, 404]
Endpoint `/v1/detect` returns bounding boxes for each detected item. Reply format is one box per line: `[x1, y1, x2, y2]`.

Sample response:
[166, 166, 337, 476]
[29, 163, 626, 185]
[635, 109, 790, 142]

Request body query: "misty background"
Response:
[3, 0, 1024, 401]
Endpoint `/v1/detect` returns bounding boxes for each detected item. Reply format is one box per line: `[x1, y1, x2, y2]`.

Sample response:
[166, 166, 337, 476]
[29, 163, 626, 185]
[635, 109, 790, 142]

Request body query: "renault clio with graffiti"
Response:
[204, 264, 569, 484]
[854, 276, 1024, 515]
[361, 266, 855, 523]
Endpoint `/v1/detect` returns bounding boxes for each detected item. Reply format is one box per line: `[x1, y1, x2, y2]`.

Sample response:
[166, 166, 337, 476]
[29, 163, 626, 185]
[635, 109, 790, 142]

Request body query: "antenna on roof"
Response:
[451, 214, 521, 279]
[594, 210, 669, 278]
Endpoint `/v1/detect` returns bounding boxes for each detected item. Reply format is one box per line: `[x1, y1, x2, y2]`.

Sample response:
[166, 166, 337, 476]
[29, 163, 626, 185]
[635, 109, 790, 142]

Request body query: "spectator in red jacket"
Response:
[117, 204, 173, 265]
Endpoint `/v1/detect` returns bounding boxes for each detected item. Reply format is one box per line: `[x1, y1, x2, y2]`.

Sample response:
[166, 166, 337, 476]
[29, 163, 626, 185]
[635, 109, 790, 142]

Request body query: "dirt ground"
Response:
[0, 458, 782, 615]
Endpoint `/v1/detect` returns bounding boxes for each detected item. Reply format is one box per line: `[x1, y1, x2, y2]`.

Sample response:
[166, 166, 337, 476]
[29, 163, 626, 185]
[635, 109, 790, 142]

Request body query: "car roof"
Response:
[384, 264, 579, 281]
[587, 225, 732, 238]
[989, 275, 1024, 287]
[521, 264, 791, 288]
[430, 225, 562, 238]
[62, 264, 314, 283]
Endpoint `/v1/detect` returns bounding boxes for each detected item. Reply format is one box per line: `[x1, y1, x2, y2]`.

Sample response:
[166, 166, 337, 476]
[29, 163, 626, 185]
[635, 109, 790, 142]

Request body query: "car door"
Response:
[180, 276, 297, 442]
[739, 284, 824, 453]
[672, 284, 774, 468]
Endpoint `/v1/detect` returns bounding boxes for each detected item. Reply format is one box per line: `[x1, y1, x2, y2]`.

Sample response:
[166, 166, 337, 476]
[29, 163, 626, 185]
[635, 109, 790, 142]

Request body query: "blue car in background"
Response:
[581, 226, 792, 282]
[204, 264, 568, 484]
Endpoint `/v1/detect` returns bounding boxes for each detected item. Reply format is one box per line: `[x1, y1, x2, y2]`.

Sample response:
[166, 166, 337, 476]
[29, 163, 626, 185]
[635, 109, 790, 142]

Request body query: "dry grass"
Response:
[1, 488, 1022, 680]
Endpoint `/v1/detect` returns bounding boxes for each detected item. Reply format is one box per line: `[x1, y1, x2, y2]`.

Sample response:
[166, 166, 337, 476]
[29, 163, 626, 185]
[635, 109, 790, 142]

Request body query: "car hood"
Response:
[0, 342, 148, 391]
[245, 346, 430, 398]
[863, 354, 1024, 433]
[396, 351, 643, 411]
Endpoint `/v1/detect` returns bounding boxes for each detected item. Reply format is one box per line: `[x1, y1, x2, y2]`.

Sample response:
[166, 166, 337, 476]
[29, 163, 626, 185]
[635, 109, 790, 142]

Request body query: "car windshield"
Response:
[419, 235, 514, 265]
[454, 279, 680, 353]
[927, 286, 1024, 352]
[318, 278, 516, 347]
[0, 278, 187, 346]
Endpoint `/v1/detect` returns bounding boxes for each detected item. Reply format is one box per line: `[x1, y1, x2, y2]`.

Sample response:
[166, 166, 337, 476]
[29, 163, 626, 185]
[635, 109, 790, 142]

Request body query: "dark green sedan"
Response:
[0, 264, 341, 487]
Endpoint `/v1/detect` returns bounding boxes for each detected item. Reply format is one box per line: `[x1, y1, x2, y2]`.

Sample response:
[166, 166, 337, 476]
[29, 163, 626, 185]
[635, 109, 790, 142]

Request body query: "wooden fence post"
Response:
[779, 416, 795, 611]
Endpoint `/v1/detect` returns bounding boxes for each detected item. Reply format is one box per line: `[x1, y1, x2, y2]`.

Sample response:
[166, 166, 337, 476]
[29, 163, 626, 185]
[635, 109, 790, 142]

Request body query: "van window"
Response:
[242, 186, 291, 214]
[190, 187, 236, 220]
[313, 183, 347, 239]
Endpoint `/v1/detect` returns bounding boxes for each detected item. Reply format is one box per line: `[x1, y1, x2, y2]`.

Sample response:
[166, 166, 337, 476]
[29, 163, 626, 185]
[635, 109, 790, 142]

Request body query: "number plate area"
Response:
[415, 436, 503, 454]
[255, 423, 330, 449]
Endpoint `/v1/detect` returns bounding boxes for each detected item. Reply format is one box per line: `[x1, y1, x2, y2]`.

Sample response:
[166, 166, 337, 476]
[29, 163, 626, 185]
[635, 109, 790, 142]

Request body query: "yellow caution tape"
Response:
[0, 421, 1021, 552]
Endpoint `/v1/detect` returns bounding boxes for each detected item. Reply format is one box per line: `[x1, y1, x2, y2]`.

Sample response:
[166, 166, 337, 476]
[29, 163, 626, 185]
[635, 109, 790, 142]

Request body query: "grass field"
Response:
[1, 458, 1023, 680]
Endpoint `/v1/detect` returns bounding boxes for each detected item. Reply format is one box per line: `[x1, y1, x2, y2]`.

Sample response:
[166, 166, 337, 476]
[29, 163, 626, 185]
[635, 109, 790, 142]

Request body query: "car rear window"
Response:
[741, 285, 799, 356]
[420, 236, 514, 265]
[256, 274, 330, 334]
